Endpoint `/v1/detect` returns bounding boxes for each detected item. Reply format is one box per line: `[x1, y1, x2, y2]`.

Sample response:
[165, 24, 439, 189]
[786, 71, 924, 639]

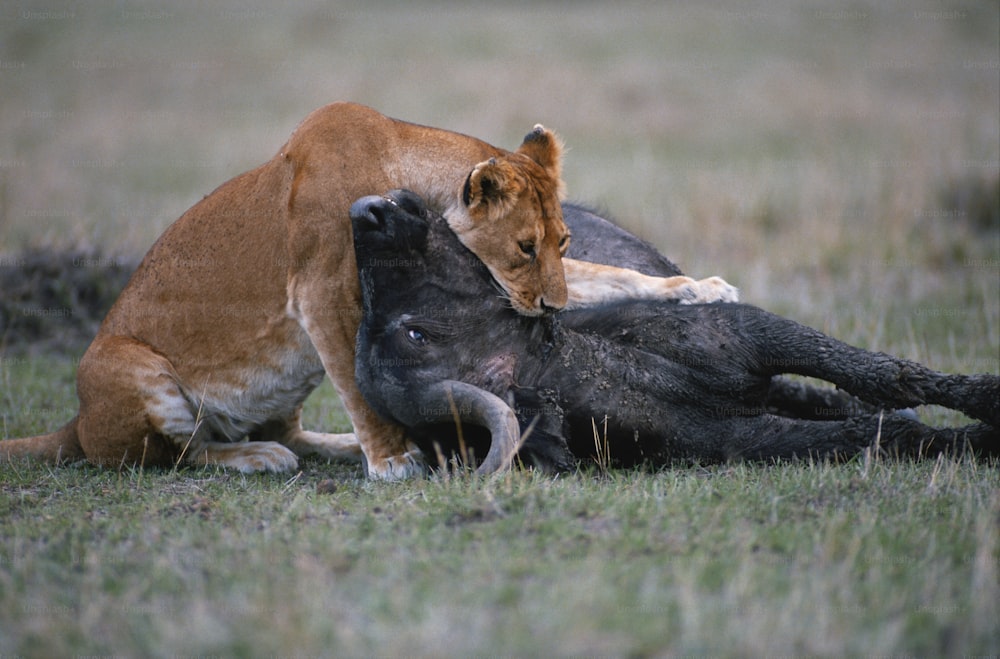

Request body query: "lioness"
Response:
[2, 102, 736, 478]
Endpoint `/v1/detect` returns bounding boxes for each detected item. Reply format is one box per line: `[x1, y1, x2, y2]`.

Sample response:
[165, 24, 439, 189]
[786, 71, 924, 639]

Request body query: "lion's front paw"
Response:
[285, 431, 363, 462]
[364, 446, 428, 481]
[679, 276, 740, 304]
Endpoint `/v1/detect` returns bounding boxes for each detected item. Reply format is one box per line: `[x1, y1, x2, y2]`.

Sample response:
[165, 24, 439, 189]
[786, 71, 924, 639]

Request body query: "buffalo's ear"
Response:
[462, 157, 523, 217]
[516, 124, 565, 199]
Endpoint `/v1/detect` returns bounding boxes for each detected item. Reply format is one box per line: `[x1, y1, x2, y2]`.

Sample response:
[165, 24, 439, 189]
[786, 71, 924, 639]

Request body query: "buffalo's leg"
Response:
[764, 376, 881, 420]
[718, 413, 998, 462]
[754, 314, 999, 425]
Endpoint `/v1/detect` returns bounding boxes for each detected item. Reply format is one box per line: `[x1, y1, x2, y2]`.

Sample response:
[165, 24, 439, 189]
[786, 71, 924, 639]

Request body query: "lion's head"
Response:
[451, 126, 569, 316]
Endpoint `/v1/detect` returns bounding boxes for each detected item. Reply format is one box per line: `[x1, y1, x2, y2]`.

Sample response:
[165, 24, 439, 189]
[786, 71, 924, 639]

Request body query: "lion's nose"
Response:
[539, 298, 563, 316]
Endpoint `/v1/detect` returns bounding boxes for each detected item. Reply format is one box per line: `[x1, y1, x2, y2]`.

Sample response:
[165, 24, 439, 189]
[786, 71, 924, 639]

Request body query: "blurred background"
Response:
[1, 0, 997, 373]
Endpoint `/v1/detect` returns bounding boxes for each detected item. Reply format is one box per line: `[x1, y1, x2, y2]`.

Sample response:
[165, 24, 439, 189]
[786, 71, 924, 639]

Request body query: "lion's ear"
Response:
[516, 124, 564, 194]
[462, 157, 522, 217]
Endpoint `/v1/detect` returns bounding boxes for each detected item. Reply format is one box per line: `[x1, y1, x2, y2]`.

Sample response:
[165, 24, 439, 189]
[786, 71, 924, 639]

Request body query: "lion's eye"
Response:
[406, 328, 427, 345]
[518, 241, 536, 259]
[558, 235, 570, 253]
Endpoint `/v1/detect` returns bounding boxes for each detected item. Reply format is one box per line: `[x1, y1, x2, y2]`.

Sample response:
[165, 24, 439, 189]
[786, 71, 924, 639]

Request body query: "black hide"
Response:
[352, 190, 999, 470]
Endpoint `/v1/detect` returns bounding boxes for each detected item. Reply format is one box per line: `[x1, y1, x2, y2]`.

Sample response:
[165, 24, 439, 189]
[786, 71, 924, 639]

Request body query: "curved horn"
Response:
[422, 380, 520, 474]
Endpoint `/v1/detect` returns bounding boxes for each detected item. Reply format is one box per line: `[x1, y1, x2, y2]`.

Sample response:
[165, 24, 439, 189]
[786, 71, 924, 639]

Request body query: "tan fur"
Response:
[2, 102, 736, 478]
[562, 260, 739, 308]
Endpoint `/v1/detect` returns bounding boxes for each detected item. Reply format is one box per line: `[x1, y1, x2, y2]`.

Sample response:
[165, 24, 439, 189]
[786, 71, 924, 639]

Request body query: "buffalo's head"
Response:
[351, 190, 574, 473]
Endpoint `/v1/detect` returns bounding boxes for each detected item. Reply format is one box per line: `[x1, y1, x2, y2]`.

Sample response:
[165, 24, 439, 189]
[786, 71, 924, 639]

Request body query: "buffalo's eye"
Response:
[406, 328, 427, 345]
[518, 241, 536, 259]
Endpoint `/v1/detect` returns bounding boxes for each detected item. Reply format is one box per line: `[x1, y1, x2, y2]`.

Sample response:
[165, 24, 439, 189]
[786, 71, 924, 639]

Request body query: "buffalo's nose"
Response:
[350, 195, 392, 230]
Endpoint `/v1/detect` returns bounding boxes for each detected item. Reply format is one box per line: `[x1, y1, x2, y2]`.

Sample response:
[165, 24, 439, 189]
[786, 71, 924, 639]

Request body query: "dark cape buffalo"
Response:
[350, 190, 999, 472]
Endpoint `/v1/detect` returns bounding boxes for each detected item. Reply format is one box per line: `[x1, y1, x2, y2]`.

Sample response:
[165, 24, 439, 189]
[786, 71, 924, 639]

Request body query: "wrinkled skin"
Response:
[352, 191, 998, 471]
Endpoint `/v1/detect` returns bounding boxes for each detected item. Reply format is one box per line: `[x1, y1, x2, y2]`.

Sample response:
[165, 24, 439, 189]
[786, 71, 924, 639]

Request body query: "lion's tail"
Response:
[2, 417, 85, 464]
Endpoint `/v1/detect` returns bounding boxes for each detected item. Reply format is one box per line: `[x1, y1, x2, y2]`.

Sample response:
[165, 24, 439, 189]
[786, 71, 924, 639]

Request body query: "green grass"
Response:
[1, 457, 997, 656]
[1, 0, 998, 656]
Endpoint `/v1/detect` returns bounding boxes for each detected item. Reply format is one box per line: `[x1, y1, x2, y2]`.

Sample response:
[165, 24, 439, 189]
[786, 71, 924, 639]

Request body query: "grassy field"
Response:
[1, 458, 997, 656]
[1, 0, 999, 656]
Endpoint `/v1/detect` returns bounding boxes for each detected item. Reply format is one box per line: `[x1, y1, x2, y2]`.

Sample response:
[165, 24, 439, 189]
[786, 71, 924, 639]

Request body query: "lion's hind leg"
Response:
[76, 335, 182, 468]
[190, 441, 299, 473]
[76, 335, 298, 473]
